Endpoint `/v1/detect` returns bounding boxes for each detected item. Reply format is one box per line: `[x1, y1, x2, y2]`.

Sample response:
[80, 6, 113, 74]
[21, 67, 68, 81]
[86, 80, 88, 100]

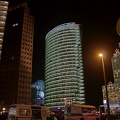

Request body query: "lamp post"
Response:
[99, 54, 111, 120]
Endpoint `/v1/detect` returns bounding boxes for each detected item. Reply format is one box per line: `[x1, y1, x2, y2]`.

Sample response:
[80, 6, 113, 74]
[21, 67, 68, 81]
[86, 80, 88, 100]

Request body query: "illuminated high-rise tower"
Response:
[0, 1, 9, 60]
[45, 22, 85, 110]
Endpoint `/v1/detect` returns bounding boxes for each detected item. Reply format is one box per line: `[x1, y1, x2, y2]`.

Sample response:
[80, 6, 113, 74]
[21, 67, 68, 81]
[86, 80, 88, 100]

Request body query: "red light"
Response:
[74, 24, 78, 27]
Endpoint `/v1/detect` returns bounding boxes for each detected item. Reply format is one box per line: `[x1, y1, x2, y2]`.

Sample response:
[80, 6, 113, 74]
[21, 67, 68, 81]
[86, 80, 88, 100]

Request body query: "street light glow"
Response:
[99, 54, 103, 57]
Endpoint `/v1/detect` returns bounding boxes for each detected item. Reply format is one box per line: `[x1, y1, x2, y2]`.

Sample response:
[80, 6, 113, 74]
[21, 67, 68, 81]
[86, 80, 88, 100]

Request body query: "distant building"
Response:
[31, 80, 44, 105]
[101, 43, 120, 114]
[0, 1, 9, 60]
[112, 45, 120, 85]
[45, 22, 85, 110]
[0, 1, 34, 108]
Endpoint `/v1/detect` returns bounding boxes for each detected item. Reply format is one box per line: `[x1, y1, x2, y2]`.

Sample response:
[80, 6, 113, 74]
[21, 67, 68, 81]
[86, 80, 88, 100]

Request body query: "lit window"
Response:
[12, 23, 18, 27]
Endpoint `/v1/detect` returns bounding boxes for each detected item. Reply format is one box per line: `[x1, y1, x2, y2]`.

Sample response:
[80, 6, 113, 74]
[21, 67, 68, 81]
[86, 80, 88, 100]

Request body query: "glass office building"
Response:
[31, 80, 44, 105]
[45, 22, 85, 110]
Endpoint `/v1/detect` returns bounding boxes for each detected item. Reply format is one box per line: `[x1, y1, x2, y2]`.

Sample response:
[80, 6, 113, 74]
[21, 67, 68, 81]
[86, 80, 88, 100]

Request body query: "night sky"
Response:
[8, 0, 120, 107]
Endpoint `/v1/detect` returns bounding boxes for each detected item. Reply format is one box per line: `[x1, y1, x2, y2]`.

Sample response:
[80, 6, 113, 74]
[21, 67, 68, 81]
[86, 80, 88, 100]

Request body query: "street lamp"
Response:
[99, 53, 111, 120]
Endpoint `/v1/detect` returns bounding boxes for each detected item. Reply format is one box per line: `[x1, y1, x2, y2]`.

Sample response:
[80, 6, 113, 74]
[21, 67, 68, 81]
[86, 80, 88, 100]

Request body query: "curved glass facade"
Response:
[45, 22, 85, 109]
[31, 80, 44, 105]
[0, 1, 9, 60]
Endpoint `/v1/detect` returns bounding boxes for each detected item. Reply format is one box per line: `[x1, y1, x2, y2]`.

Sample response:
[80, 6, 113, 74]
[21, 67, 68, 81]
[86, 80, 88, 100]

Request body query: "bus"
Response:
[64, 104, 100, 120]
[8, 104, 57, 120]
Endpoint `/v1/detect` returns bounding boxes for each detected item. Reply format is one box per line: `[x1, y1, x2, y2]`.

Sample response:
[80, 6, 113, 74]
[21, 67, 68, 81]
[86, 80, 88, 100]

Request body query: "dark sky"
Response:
[8, 0, 120, 107]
